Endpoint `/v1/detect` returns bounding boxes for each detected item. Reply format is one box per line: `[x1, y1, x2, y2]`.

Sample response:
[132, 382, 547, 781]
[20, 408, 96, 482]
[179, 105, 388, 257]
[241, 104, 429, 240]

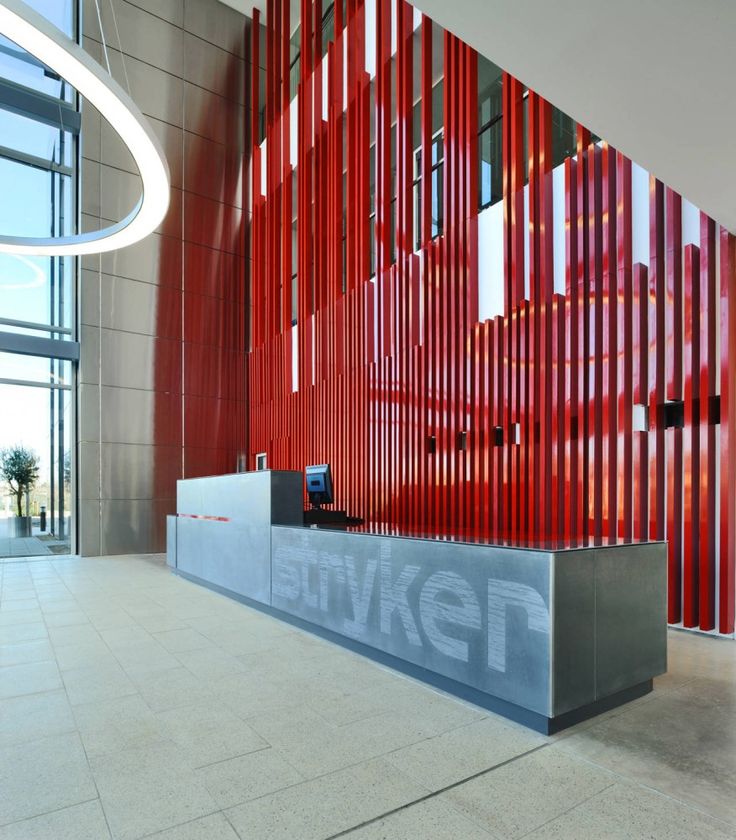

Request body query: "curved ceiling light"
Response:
[0, 0, 170, 256]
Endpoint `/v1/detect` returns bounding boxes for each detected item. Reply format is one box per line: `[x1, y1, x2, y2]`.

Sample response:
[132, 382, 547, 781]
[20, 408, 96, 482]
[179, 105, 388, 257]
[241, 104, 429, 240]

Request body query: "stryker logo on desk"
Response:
[271, 529, 551, 710]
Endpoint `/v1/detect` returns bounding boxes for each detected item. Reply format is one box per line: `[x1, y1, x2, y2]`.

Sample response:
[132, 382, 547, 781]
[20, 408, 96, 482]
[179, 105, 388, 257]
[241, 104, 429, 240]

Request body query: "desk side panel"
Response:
[550, 550, 596, 716]
[175, 472, 288, 604]
[595, 543, 668, 697]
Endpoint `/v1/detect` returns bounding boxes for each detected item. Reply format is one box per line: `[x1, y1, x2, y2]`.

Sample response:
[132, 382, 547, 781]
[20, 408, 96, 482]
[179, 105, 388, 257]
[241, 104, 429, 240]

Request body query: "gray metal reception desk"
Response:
[168, 471, 667, 733]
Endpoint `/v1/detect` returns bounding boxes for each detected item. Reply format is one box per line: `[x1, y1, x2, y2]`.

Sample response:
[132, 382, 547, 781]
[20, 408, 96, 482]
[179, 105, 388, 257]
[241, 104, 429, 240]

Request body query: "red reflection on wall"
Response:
[154, 38, 248, 513]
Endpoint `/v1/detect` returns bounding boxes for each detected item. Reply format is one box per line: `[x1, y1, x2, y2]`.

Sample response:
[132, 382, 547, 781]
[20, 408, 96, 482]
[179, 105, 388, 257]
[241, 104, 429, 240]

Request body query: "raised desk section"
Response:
[168, 471, 667, 733]
[168, 471, 302, 605]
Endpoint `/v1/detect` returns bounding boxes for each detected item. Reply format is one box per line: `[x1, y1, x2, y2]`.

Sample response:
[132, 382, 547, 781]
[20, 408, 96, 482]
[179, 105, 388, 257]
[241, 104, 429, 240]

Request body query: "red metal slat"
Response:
[603, 144, 617, 544]
[720, 230, 736, 634]
[617, 153, 633, 542]
[565, 157, 581, 542]
[683, 244, 700, 627]
[527, 94, 538, 541]
[666, 189, 683, 401]
[699, 216, 717, 630]
[579, 142, 591, 543]
[590, 144, 603, 543]
[650, 178, 666, 541]
[541, 101, 554, 540]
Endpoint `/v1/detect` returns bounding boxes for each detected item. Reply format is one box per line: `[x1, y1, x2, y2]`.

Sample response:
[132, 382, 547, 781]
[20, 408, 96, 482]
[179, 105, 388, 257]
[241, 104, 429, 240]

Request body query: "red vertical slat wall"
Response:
[665, 187, 683, 622]
[246, 0, 736, 635]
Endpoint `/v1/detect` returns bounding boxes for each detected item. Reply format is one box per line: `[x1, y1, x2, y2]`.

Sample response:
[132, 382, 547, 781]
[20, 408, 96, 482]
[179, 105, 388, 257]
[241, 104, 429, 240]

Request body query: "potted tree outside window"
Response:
[1, 446, 40, 538]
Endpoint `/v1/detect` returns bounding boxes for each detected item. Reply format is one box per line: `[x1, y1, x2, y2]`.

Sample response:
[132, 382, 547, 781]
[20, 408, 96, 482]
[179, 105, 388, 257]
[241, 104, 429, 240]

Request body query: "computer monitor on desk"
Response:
[304, 464, 363, 526]
[305, 463, 333, 509]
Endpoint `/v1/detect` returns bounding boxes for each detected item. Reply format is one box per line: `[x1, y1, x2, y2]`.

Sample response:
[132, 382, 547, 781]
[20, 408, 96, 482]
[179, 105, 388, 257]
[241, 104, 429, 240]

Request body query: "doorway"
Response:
[0, 357, 73, 558]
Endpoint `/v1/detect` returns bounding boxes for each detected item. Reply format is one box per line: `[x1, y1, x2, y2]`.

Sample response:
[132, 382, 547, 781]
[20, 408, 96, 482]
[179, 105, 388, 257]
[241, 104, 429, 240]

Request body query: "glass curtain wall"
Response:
[0, 0, 78, 557]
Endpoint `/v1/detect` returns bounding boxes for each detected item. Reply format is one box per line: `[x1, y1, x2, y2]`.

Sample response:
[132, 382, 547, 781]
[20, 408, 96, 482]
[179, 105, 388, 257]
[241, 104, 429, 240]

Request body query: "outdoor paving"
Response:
[0, 518, 70, 559]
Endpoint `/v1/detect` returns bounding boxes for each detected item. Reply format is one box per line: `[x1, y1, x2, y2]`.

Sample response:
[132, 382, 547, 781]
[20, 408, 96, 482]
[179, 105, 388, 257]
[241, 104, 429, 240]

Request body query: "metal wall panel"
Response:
[182, 32, 245, 104]
[83, 40, 185, 127]
[79, 0, 248, 555]
[99, 167, 183, 239]
[182, 192, 243, 254]
[183, 396, 246, 450]
[77, 441, 101, 501]
[80, 270, 101, 328]
[98, 386, 181, 447]
[183, 446, 239, 479]
[101, 443, 181, 500]
[81, 159, 101, 218]
[80, 89, 101, 160]
[183, 82, 243, 145]
[183, 292, 244, 349]
[100, 117, 185, 190]
[96, 234, 183, 288]
[98, 329, 181, 392]
[126, 0, 184, 27]
[183, 131, 244, 207]
[183, 0, 246, 57]
[183, 243, 243, 299]
[83, 0, 185, 77]
[183, 343, 245, 399]
[77, 384, 100, 444]
[78, 324, 100, 386]
[100, 276, 182, 340]
[100, 499, 174, 555]
[78, 499, 101, 556]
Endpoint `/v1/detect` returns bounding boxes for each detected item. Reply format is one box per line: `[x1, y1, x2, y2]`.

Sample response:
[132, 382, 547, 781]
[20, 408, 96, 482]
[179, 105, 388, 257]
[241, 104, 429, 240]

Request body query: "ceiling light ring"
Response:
[0, 0, 170, 256]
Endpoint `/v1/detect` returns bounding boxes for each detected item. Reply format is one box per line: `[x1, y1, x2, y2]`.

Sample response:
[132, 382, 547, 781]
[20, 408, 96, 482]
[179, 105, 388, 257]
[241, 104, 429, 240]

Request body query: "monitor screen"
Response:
[307, 474, 326, 493]
[305, 463, 333, 507]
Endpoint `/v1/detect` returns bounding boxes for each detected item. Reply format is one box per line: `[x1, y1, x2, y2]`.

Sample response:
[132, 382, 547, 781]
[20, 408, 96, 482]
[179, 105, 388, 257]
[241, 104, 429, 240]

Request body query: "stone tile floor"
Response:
[0, 554, 733, 839]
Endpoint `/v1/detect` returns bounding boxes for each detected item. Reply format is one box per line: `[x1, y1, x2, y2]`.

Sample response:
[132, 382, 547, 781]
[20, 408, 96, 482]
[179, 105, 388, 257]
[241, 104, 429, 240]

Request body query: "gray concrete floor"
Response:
[0, 555, 733, 840]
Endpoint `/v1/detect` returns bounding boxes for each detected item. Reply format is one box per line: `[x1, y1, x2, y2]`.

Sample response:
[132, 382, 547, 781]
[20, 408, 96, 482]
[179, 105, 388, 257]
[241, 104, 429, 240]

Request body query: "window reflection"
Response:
[551, 107, 577, 168]
[0, 3, 76, 336]
[478, 56, 503, 210]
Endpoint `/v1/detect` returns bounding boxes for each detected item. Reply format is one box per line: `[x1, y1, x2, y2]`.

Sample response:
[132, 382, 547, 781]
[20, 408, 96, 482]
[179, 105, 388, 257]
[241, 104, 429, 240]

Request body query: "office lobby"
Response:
[1, 0, 735, 838]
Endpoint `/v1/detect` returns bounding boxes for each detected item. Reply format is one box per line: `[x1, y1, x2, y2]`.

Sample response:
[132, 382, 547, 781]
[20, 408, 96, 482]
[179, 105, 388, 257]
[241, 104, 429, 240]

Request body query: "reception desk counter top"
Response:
[168, 471, 667, 733]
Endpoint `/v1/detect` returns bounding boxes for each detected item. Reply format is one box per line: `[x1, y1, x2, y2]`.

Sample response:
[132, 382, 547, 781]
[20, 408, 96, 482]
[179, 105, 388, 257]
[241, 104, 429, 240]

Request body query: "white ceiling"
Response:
[220, 0, 736, 232]
[217, 0, 248, 12]
[379, 0, 736, 233]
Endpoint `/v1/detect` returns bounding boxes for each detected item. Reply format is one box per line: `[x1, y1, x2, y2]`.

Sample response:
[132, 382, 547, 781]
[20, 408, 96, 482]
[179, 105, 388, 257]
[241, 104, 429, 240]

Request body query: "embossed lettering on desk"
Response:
[344, 554, 377, 636]
[420, 571, 482, 661]
[272, 535, 550, 675]
[487, 581, 549, 673]
[380, 549, 421, 646]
